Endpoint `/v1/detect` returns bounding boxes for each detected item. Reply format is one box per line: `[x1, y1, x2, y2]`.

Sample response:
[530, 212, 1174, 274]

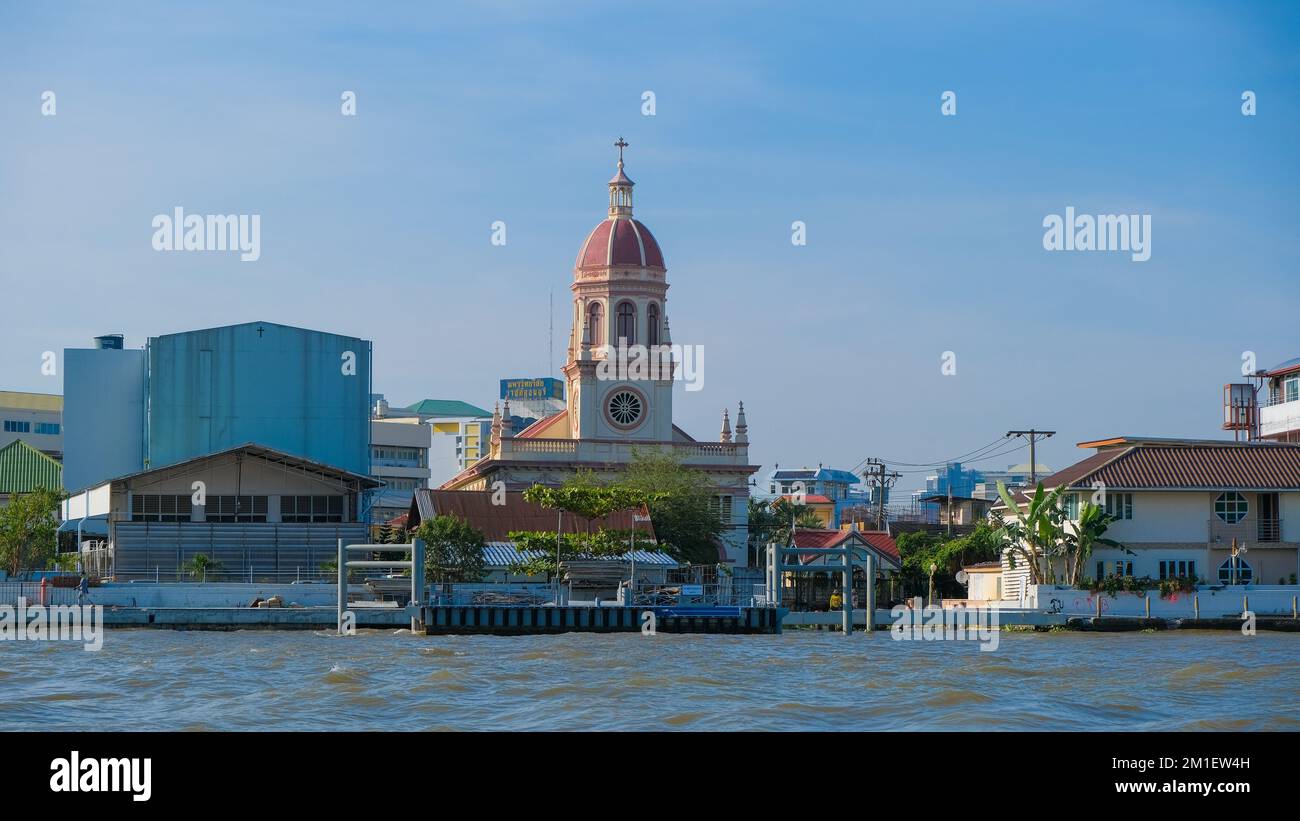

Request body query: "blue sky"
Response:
[2, 1, 1297, 492]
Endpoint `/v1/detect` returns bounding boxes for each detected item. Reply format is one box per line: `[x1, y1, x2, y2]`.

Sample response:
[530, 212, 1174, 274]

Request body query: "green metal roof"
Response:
[0, 440, 63, 494]
[402, 399, 492, 418]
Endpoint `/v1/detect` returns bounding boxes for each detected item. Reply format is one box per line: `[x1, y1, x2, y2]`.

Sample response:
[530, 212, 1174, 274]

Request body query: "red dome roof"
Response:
[575, 217, 665, 270]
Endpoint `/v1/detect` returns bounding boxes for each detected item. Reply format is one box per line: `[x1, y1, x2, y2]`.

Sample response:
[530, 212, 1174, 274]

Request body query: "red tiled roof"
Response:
[860, 531, 901, 564]
[1065, 443, 1300, 490]
[780, 494, 833, 504]
[791, 529, 849, 549]
[998, 442, 1300, 504]
[790, 528, 901, 568]
[411, 489, 655, 542]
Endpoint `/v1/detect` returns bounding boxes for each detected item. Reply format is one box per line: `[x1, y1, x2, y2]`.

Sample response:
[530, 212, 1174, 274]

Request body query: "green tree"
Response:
[522, 470, 642, 522]
[747, 498, 778, 564]
[184, 553, 224, 580]
[416, 514, 487, 583]
[0, 486, 62, 577]
[768, 497, 823, 544]
[622, 449, 725, 564]
[507, 528, 641, 580]
[996, 481, 1071, 584]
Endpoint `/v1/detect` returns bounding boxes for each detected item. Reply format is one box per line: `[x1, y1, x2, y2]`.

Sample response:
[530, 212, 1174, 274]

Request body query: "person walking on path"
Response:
[77, 573, 91, 606]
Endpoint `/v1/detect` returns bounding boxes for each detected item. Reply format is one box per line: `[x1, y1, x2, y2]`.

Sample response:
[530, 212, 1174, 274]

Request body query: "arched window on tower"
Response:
[617, 301, 636, 345]
[647, 303, 660, 346]
[588, 302, 604, 346]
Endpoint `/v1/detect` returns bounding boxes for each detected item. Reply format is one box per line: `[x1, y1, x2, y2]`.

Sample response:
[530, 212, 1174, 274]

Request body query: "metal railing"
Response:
[1207, 517, 1284, 544]
[338, 539, 423, 633]
[623, 580, 767, 608]
[110, 568, 341, 584]
[0, 582, 83, 607]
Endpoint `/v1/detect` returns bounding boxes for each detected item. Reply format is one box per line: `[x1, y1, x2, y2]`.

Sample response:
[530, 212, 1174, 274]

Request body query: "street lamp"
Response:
[1230, 539, 1248, 586]
[928, 562, 938, 607]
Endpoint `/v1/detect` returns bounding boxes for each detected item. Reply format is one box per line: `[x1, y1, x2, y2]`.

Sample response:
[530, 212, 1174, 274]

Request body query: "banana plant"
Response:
[1063, 502, 1129, 586]
[996, 481, 1070, 585]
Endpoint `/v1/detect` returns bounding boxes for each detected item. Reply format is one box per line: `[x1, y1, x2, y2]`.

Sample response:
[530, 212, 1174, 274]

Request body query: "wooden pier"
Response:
[417, 605, 786, 635]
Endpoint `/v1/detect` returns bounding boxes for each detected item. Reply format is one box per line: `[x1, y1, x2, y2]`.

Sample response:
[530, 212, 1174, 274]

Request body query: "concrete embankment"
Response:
[783, 609, 1300, 632]
[99, 606, 410, 630]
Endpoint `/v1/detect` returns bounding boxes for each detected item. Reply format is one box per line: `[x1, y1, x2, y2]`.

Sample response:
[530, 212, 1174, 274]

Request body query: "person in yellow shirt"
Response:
[828, 590, 843, 611]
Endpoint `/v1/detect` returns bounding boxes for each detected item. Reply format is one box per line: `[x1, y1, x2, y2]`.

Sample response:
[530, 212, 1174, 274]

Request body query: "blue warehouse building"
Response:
[64, 322, 372, 492]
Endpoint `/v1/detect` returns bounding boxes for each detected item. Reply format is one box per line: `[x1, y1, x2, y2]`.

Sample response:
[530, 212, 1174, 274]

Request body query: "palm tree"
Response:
[996, 481, 1070, 584]
[769, 497, 823, 545]
[184, 553, 224, 581]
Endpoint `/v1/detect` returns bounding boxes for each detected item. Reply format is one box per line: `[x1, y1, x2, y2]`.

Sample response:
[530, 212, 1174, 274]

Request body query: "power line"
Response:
[851, 434, 1010, 473]
[1005, 429, 1055, 486]
[888, 442, 1029, 474]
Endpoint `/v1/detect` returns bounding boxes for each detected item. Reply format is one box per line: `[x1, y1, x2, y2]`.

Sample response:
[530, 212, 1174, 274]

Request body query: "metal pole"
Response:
[865, 553, 876, 633]
[556, 509, 562, 606]
[842, 562, 852, 635]
[1029, 433, 1037, 486]
[336, 537, 345, 635]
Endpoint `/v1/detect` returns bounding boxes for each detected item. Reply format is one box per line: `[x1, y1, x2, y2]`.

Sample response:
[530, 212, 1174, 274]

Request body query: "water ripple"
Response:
[0, 629, 1296, 730]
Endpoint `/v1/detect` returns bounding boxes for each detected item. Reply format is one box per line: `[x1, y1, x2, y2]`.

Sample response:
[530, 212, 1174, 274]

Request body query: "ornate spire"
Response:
[490, 401, 502, 445]
[735, 401, 748, 444]
[608, 137, 634, 218]
[661, 313, 671, 345]
[720, 408, 732, 443]
[501, 399, 513, 437]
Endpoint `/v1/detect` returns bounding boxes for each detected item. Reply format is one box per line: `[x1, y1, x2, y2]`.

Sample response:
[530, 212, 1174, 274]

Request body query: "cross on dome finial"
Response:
[608, 137, 634, 217]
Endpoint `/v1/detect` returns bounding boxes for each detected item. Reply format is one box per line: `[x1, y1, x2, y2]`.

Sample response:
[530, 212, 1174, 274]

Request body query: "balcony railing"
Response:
[1207, 517, 1283, 544]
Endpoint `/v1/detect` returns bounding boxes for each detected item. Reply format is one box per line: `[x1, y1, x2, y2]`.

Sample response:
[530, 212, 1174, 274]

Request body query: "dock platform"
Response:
[417, 605, 786, 635]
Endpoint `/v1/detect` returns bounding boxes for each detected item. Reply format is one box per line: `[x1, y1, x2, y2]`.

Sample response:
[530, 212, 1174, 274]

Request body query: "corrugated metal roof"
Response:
[0, 440, 63, 494]
[69, 442, 382, 495]
[481, 541, 676, 568]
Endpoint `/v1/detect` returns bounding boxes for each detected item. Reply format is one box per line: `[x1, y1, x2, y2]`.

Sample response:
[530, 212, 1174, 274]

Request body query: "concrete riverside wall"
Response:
[82, 582, 350, 608]
[1027, 584, 1300, 617]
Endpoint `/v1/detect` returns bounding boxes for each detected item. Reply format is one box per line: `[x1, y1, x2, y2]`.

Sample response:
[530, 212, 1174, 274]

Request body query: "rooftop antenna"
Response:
[548, 286, 554, 376]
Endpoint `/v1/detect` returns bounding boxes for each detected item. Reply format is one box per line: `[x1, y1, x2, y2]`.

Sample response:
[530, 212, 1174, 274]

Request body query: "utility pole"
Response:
[861, 459, 901, 531]
[1005, 429, 1056, 485]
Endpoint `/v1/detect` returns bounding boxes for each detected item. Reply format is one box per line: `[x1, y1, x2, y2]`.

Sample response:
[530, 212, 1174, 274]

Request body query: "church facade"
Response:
[439, 143, 758, 565]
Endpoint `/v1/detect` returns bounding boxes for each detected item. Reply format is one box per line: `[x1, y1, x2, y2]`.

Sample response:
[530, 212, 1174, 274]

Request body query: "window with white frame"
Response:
[1158, 559, 1195, 580]
[1062, 493, 1079, 518]
[711, 495, 734, 524]
[1104, 492, 1133, 520]
[1097, 560, 1133, 577]
[1214, 491, 1248, 524]
[1217, 556, 1253, 584]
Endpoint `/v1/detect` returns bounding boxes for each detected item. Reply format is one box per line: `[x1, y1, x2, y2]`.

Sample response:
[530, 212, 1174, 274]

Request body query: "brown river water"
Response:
[2, 629, 1298, 731]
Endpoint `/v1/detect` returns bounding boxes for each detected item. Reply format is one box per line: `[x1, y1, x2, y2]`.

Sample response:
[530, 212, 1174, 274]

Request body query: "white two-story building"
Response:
[1258, 357, 1300, 444]
[997, 437, 1300, 596]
